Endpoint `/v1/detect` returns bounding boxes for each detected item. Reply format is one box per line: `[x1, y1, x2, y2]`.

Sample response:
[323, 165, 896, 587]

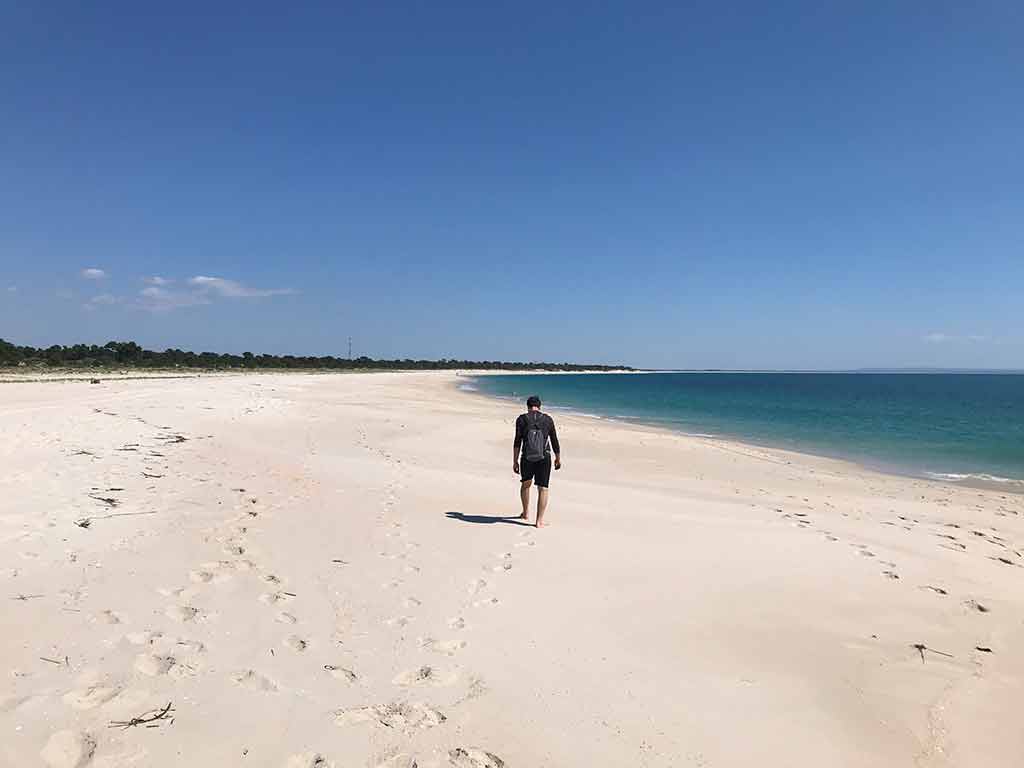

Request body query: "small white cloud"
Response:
[81, 268, 106, 280]
[136, 285, 211, 313]
[923, 332, 989, 344]
[132, 275, 294, 312]
[189, 275, 295, 298]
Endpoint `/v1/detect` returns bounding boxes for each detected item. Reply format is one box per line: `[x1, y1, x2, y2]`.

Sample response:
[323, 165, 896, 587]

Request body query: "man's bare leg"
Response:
[519, 479, 532, 520]
[536, 487, 549, 528]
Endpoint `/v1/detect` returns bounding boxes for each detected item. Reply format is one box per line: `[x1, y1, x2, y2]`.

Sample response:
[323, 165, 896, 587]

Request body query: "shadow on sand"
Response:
[445, 511, 532, 527]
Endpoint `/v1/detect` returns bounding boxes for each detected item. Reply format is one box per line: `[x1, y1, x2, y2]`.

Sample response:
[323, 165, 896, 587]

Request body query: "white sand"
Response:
[1, 372, 1022, 767]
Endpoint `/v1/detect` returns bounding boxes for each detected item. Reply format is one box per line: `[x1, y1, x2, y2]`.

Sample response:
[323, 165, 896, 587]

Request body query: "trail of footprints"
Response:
[327, 425, 526, 764]
[776, 495, 1008, 663]
[43, 415, 527, 766]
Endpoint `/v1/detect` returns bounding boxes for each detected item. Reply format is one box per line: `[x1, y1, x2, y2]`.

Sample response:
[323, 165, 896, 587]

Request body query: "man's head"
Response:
[526, 395, 542, 411]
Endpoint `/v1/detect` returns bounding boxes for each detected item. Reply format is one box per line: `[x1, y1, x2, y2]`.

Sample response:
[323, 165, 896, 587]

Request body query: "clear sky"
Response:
[1, 2, 1021, 369]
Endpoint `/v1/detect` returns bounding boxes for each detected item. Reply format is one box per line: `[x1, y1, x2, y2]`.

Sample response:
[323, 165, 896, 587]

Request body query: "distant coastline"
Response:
[0, 338, 632, 373]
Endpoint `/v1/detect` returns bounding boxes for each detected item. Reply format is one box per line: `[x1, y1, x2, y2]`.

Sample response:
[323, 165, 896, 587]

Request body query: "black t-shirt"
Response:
[514, 411, 560, 459]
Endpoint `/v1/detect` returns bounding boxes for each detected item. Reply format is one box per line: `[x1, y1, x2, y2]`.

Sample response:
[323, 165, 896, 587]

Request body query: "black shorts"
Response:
[520, 456, 552, 488]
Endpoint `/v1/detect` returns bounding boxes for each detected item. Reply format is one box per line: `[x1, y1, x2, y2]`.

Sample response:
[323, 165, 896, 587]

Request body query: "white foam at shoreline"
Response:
[924, 471, 1024, 485]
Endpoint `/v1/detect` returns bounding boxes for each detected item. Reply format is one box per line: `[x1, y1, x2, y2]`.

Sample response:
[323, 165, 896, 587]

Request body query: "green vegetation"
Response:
[0, 339, 631, 372]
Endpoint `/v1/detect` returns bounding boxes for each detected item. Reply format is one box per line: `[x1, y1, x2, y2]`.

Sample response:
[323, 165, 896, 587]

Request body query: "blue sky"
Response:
[1, 2, 1022, 369]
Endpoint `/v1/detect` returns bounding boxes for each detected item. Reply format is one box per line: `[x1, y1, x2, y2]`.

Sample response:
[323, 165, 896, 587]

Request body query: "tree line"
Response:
[0, 339, 631, 372]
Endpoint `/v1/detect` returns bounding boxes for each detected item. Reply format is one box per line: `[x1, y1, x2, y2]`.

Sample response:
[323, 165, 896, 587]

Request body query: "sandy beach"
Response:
[2, 371, 1022, 767]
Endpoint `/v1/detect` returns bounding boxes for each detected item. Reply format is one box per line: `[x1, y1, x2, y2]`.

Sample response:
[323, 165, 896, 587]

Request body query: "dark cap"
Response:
[526, 395, 542, 408]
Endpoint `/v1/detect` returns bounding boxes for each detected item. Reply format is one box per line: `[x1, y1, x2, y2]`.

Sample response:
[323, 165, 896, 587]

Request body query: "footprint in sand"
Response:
[125, 630, 163, 646]
[448, 617, 466, 630]
[284, 636, 309, 652]
[449, 747, 506, 768]
[259, 592, 296, 605]
[385, 616, 414, 627]
[882, 570, 900, 580]
[165, 605, 200, 623]
[335, 701, 445, 730]
[471, 597, 500, 608]
[325, 665, 358, 683]
[63, 683, 122, 710]
[134, 653, 176, 677]
[198, 561, 237, 581]
[468, 579, 488, 595]
[173, 639, 205, 655]
[514, 540, 536, 548]
[223, 544, 246, 557]
[392, 664, 458, 687]
[98, 609, 122, 625]
[420, 637, 467, 656]
[403, 597, 422, 608]
[41, 730, 96, 768]
[232, 669, 278, 692]
[276, 612, 298, 625]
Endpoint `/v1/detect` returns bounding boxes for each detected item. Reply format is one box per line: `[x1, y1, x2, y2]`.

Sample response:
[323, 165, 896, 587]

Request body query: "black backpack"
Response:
[523, 412, 548, 462]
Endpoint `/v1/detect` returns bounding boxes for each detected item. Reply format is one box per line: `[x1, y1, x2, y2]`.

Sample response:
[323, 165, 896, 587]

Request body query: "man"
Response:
[513, 395, 562, 527]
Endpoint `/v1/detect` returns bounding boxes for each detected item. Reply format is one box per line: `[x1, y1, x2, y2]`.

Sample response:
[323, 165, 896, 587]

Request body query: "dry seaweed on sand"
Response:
[109, 701, 175, 730]
[911, 643, 954, 663]
[75, 510, 158, 529]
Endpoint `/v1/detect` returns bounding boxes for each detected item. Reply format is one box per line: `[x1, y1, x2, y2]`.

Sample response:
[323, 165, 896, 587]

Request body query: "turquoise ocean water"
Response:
[469, 373, 1024, 486]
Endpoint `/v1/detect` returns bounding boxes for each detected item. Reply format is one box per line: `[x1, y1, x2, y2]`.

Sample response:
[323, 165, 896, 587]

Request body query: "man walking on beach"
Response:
[513, 395, 561, 527]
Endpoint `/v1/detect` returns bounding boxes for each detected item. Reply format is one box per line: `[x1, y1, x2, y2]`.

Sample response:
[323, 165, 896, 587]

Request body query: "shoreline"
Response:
[457, 376, 1024, 496]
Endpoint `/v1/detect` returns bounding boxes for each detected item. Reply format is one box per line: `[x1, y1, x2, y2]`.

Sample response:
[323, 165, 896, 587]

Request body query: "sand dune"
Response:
[1, 372, 1022, 767]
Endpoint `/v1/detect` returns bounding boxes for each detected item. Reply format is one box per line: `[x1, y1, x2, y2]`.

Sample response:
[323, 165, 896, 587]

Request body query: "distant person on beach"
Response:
[513, 395, 561, 527]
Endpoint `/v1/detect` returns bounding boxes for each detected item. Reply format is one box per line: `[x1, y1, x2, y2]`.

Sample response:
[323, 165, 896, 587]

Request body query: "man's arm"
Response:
[513, 417, 523, 473]
[549, 417, 562, 469]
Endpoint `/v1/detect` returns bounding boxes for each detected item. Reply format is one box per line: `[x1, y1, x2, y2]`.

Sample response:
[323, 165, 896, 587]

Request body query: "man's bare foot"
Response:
[519, 513, 529, 521]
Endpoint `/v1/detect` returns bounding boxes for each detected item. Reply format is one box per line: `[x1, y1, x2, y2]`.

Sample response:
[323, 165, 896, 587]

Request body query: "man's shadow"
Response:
[445, 511, 532, 527]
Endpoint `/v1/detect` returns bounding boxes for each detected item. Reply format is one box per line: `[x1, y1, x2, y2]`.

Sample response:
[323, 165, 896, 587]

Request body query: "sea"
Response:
[467, 372, 1024, 488]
